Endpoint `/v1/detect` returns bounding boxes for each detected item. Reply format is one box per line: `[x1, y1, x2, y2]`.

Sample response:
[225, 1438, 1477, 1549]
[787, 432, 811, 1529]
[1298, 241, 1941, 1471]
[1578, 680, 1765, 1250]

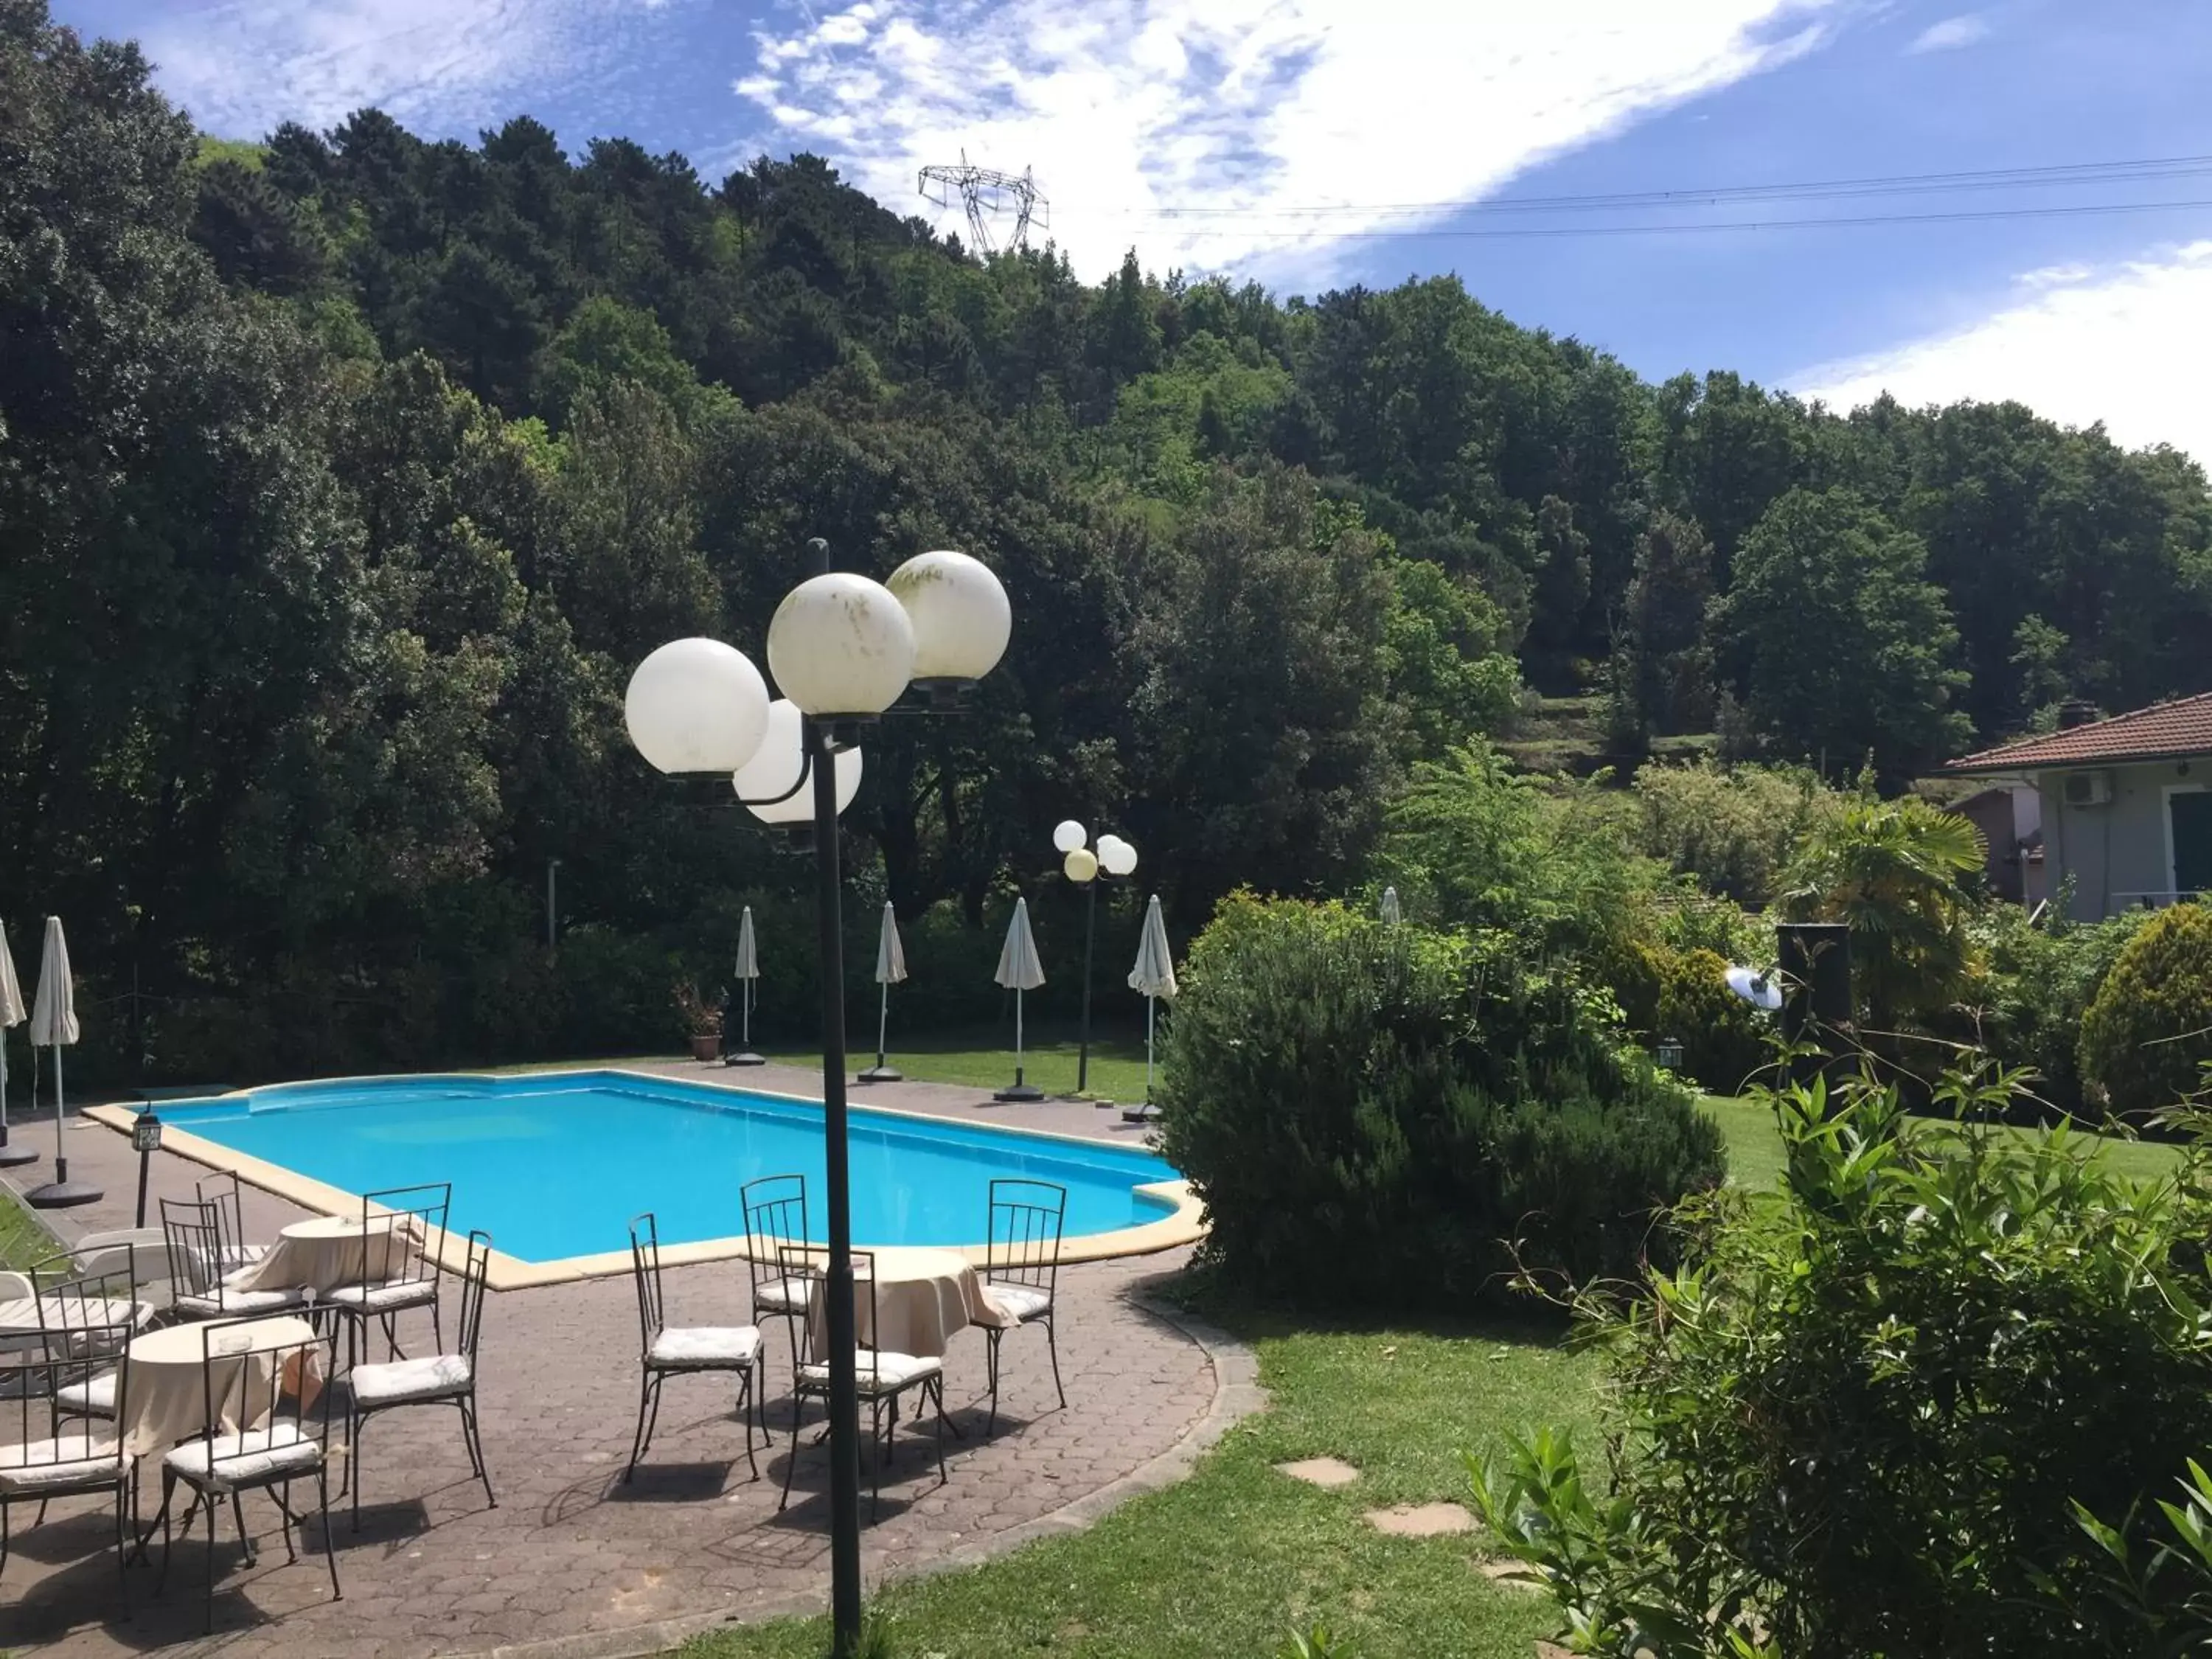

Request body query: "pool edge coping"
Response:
[84, 1066, 1206, 1291]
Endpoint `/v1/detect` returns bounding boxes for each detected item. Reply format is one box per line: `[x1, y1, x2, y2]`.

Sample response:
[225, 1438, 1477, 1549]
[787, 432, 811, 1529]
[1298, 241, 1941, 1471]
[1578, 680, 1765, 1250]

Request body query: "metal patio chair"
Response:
[163, 1197, 307, 1323]
[195, 1172, 271, 1273]
[0, 1321, 137, 1602]
[624, 1212, 762, 1482]
[740, 1173, 810, 1383]
[344, 1229, 495, 1528]
[156, 1315, 340, 1630]
[36, 1250, 148, 1425]
[776, 1244, 947, 1521]
[321, 1182, 450, 1369]
[982, 1178, 1068, 1433]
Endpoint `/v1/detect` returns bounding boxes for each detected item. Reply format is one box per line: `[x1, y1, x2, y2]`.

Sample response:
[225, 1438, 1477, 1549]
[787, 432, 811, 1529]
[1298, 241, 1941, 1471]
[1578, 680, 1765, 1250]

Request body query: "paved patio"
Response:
[1, 1063, 1221, 1658]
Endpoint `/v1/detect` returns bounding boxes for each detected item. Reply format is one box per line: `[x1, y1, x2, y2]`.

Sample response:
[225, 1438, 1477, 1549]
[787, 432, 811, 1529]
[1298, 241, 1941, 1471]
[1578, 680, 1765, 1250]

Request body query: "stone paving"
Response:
[0, 1062, 1220, 1658]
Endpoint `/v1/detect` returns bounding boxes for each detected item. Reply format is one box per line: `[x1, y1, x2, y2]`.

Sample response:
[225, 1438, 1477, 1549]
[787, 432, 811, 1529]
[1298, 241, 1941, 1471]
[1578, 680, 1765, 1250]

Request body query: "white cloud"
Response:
[1796, 242, 2212, 464]
[731, 0, 1843, 282]
[137, 0, 667, 139]
[1905, 13, 1991, 52]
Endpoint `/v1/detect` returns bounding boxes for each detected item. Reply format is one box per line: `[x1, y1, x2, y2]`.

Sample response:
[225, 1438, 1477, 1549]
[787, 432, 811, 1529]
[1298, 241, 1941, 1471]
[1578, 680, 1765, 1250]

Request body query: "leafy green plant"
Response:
[1604, 940, 1772, 1096]
[1781, 791, 1986, 1023]
[1157, 895, 1724, 1312]
[1631, 758, 1838, 906]
[2079, 901, 2212, 1118]
[1961, 894, 2154, 1116]
[1468, 1060, 2212, 1657]
[1278, 1623, 1359, 1658]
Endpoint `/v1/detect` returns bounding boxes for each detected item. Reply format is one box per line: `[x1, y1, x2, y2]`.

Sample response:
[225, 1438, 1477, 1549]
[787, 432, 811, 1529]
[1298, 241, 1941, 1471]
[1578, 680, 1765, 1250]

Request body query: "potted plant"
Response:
[674, 981, 722, 1062]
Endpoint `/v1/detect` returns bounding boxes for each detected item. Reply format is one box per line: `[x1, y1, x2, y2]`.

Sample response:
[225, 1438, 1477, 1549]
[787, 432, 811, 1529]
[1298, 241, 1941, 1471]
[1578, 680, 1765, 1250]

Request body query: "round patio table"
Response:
[226, 1213, 418, 1297]
[119, 1314, 324, 1459]
[805, 1245, 1016, 1361]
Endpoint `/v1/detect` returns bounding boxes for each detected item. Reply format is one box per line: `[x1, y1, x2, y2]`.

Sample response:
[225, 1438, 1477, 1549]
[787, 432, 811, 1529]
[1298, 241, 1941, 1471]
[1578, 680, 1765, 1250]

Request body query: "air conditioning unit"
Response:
[2063, 770, 2114, 808]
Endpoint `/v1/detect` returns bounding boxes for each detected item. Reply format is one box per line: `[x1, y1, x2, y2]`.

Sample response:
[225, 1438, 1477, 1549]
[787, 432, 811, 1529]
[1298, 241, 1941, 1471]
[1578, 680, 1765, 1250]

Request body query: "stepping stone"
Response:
[1364, 1500, 1478, 1537]
[1477, 1556, 1545, 1593]
[1274, 1455, 1361, 1489]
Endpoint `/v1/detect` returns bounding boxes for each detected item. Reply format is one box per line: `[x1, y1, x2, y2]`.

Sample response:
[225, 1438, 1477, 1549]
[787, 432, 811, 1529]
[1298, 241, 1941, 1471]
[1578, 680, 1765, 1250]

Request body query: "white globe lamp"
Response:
[738, 699, 863, 825]
[887, 550, 1012, 692]
[1097, 835, 1138, 877]
[625, 639, 771, 776]
[766, 573, 917, 718]
[1052, 820, 1087, 855]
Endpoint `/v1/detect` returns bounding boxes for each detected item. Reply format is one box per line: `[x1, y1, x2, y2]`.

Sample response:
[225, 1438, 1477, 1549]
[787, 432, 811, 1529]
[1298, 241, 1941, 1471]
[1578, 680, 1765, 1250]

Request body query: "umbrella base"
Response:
[857, 1066, 902, 1084]
[993, 1084, 1046, 1103]
[0, 1140, 41, 1168]
[24, 1178, 102, 1209]
[723, 1051, 767, 1068]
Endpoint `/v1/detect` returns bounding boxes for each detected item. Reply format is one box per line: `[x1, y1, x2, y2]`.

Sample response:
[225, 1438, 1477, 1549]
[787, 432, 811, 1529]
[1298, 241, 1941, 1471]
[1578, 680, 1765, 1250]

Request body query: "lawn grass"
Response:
[766, 1026, 1158, 1105]
[0, 1186, 55, 1273]
[678, 1307, 1595, 1659]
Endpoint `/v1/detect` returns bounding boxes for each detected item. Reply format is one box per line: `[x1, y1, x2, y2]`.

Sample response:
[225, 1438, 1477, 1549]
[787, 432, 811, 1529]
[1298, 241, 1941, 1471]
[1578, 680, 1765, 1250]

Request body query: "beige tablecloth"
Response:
[806, 1246, 1016, 1361]
[226, 1214, 420, 1297]
[119, 1315, 324, 1459]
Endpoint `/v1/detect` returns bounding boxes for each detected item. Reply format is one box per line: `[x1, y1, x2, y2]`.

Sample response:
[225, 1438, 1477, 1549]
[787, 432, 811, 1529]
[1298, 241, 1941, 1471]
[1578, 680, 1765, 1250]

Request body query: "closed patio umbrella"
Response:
[1380, 886, 1402, 925]
[726, 905, 765, 1066]
[858, 902, 908, 1085]
[992, 897, 1046, 1102]
[25, 916, 100, 1207]
[0, 922, 32, 1167]
[1124, 894, 1178, 1121]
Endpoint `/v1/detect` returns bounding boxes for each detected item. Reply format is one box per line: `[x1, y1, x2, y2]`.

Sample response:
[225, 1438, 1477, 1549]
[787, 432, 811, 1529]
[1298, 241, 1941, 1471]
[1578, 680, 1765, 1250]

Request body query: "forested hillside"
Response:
[4, 1, 2209, 1079]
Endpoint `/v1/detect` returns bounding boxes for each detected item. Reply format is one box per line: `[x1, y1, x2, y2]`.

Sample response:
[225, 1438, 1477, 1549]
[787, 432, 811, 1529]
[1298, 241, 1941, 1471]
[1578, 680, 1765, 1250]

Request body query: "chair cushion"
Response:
[164, 1422, 322, 1489]
[175, 1287, 304, 1318]
[800, 1351, 941, 1394]
[323, 1279, 437, 1315]
[55, 1370, 118, 1418]
[753, 1276, 809, 1314]
[0, 1436, 127, 1494]
[351, 1352, 472, 1408]
[648, 1326, 761, 1368]
[988, 1283, 1053, 1321]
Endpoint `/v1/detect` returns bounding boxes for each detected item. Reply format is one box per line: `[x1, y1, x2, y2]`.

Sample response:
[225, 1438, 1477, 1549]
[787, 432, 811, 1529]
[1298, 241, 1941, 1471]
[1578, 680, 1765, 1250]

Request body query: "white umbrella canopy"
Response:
[0, 920, 29, 1164]
[26, 916, 100, 1200]
[992, 898, 1046, 1102]
[1380, 886, 1402, 925]
[874, 902, 908, 986]
[1128, 894, 1178, 1113]
[860, 902, 908, 1085]
[727, 906, 765, 1064]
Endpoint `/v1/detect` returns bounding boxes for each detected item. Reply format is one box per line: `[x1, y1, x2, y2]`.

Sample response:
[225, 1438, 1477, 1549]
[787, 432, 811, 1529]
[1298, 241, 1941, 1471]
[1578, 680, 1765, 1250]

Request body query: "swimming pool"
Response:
[148, 1071, 1186, 1271]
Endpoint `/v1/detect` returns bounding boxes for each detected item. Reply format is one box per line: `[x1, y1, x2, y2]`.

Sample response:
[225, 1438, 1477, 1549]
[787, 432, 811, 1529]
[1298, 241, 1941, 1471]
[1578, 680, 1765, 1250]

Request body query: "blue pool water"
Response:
[160, 1072, 1180, 1264]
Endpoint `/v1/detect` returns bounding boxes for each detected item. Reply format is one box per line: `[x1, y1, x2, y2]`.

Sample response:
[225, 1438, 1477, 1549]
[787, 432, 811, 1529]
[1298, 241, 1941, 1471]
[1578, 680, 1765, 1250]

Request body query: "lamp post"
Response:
[131, 1106, 164, 1228]
[546, 858, 561, 954]
[1052, 823, 1137, 1096]
[623, 542, 1010, 1658]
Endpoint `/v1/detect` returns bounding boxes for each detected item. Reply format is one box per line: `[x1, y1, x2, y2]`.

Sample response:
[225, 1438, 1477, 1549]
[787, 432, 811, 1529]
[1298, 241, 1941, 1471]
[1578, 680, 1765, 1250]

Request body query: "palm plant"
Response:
[1781, 794, 1986, 1023]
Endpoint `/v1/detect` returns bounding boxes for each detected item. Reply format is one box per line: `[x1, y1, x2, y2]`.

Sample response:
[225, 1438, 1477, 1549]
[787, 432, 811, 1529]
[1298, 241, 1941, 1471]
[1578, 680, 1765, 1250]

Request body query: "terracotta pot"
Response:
[689, 1032, 722, 1062]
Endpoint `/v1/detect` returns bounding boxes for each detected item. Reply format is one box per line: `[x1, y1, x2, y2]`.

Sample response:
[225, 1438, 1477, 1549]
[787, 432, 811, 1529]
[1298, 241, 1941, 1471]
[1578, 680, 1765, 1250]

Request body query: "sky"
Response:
[52, 0, 2212, 463]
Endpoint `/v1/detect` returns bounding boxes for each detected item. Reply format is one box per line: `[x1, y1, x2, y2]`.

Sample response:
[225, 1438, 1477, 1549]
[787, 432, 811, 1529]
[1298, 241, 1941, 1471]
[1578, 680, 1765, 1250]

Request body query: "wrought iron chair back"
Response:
[985, 1179, 1066, 1301]
[159, 1197, 232, 1307]
[35, 1250, 141, 1360]
[195, 1172, 260, 1271]
[362, 1181, 450, 1291]
[627, 1212, 668, 1352]
[454, 1228, 492, 1365]
[741, 1173, 808, 1301]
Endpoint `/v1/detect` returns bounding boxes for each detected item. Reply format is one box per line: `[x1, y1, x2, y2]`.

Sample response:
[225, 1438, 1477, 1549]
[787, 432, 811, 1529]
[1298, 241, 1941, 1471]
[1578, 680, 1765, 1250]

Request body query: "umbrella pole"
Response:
[876, 981, 888, 1071]
[1146, 994, 1156, 1099]
[52, 1046, 66, 1178]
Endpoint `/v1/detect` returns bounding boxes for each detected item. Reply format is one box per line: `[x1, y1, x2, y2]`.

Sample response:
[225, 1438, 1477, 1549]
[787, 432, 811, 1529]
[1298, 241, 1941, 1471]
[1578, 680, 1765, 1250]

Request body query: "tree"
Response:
[1607, 510, 1715, 744]
[1720, 487, 1972, 778]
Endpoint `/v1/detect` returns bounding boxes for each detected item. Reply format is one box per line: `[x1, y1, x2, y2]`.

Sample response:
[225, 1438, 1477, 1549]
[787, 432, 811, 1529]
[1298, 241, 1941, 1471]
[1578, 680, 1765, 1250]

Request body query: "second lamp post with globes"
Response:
[1053, 821, 1137, 1097]
[622, 540, 1011, 1659]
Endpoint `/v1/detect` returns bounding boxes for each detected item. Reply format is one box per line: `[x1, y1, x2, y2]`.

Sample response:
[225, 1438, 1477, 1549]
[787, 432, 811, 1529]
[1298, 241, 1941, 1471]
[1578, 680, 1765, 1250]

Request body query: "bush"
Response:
[1631, 759, 1838, 905]
[1606, 941, 1771, 1096]
[1470, 1062, 2212, 1657]
[2079, 901, 2212, 1117]
[1156, 895, 1725, 1311]
[1964, 897, 2154, 1117]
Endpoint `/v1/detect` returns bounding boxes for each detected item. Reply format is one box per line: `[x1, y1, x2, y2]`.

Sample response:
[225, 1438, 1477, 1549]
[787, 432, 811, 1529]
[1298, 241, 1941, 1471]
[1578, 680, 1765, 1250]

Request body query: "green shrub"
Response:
[1607, 941, 1771, 1096]
[1470, 1062, 2212, 1658]
[2079, 901, 2212, 1117]
[1964, 897, 2154, 1116]
[1156, 895, 1725, 1311]
[1631, 758, 1838, 905]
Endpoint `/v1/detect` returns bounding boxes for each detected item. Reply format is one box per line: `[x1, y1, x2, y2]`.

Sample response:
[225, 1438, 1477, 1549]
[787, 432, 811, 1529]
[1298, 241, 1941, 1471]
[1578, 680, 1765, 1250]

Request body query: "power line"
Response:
[1155, 197, 2212, 243]
[1088, 154, 2212, 222]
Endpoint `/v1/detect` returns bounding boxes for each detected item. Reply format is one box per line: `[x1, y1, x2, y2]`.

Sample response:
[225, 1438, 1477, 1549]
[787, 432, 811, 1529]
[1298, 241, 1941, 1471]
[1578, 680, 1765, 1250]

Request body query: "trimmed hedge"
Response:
[1156, 895, 1725, 1310]
[2079, 900, 2212, 1116]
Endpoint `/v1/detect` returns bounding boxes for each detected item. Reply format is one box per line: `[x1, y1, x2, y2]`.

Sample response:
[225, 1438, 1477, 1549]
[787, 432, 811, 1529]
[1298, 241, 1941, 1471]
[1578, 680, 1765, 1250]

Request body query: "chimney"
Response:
[2058, 699, 2101, 730]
